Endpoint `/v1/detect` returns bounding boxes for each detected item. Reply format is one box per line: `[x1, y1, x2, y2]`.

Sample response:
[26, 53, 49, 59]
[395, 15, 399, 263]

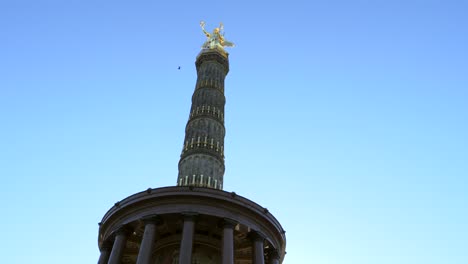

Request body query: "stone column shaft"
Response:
[222, 219, 236, 264]
[269, 257, 280, 264]
[136, 217, 158, 264]
[177, 50, 229, 189]
[268, 249, 280, 264]
[251, 232, 265, 264]
[108, 229, 129, 264]
[179, 214, 196, 264]
[97, 243, 112, 264]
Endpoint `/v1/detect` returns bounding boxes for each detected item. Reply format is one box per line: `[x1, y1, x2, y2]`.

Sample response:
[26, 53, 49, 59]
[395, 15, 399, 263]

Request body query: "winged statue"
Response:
[200, 21, 235, 52]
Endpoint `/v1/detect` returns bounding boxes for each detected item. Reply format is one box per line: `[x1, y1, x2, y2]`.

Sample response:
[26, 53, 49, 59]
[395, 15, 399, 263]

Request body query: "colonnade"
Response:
[98, 214, 281, 264]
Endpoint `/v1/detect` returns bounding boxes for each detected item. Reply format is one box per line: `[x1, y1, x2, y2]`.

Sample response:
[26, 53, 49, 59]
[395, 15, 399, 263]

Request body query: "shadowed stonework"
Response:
[177, 50, 229, 190]
[97, 37, 286, 264]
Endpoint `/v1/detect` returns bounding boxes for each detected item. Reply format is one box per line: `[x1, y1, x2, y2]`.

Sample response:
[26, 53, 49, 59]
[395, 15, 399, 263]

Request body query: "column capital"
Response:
[114, 225, 132, 236]
[248, 230, 265, 242]
[141, 215, 161, 225]
[100, 240, 113, 251]
[220, 218, 237, 229]
[181, 212, 198, 221]
[267, 248, 280, 260]
[196, 49, 230, 74]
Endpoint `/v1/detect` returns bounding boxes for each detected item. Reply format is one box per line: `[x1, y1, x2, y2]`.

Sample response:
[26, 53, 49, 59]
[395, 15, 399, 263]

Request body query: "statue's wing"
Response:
[201, 40, 210, 48]
[223, 40, 235, 47]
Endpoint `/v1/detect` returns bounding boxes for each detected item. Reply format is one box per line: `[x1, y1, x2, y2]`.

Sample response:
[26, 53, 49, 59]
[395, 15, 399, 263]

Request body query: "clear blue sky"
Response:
[1, 0, 467, 263]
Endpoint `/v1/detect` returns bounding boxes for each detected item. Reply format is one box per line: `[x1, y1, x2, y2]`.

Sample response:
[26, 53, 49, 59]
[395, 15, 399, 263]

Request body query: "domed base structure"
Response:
[98, 187, 286, 264]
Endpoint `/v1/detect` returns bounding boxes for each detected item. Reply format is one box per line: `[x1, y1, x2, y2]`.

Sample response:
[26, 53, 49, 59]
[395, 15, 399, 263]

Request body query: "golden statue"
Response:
[200, 21, 234, 52]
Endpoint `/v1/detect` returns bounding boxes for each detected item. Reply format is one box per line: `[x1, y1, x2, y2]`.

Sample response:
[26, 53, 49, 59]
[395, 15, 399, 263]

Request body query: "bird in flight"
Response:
[178, 66, 181, 70]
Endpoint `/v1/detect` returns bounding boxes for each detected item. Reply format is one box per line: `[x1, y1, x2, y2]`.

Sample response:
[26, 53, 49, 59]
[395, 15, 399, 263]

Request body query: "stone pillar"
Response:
[267, 249, 280, 264]
[136, 216, 159, 264]
[222, 219, 236, 264]
[179, 213, 197, 264]
[250, 231, 265, 264]
[97, 241, 112, 264]
[177, 49, 229, 190]
[108, 227, 130, 264]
